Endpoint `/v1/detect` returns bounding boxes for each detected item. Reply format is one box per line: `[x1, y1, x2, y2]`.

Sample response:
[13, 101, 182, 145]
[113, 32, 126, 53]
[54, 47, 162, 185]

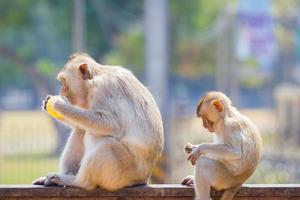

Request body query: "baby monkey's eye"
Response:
[203, 117, 213, 126]
[207, 119, 213, 126]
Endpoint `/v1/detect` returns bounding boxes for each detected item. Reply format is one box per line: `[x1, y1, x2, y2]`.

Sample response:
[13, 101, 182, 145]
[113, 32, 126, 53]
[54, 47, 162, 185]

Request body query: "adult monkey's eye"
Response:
[59, 78, 66, 85]
[56, 73, 66, 84]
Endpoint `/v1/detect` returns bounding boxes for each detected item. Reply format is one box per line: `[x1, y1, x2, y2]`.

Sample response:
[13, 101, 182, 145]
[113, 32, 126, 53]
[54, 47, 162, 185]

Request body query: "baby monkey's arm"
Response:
[197, 143, 241, 160]
[186, 143, 241, 165]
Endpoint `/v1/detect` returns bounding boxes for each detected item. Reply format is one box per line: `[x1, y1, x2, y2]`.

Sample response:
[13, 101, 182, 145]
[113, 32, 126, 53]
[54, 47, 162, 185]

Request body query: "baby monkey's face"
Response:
[198, 102, 221, 133]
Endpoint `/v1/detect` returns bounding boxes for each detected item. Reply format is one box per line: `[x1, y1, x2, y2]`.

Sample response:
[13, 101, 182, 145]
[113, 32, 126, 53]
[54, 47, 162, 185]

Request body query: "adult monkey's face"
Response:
[56, 54, 93, 109]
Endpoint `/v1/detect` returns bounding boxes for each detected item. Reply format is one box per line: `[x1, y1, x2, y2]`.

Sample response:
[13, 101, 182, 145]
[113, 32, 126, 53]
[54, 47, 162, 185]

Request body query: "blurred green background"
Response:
[1, 0, 300, 184]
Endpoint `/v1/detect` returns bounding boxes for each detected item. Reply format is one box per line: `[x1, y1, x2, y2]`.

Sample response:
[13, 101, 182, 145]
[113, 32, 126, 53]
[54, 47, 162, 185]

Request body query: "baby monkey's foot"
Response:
[184, 143, 196, 154]
[32, 176, 47, 185]
[181, 175, 194, 186]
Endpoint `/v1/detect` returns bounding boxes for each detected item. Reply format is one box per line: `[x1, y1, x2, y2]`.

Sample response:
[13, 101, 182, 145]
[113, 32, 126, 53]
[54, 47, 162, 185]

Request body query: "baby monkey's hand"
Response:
[184, 143, 196, 154]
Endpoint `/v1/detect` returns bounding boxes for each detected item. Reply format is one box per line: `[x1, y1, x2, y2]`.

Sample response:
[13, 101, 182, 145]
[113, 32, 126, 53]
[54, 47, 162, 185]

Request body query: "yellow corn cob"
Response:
[46, 96, 64, 119]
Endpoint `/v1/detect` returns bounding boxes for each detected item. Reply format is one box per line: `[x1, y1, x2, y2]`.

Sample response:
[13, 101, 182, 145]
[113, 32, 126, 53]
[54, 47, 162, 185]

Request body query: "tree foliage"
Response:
[0, 0, 228, 91]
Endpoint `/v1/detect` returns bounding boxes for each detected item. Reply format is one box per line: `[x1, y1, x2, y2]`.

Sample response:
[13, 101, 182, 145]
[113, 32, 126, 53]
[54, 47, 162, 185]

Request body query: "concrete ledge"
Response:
[1, 184, 300, 199]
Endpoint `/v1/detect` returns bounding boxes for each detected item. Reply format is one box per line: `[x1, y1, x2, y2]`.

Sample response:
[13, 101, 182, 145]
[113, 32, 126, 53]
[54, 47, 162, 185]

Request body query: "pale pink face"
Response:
[197, 101, 221, 133]
[56, 64, 89, 108]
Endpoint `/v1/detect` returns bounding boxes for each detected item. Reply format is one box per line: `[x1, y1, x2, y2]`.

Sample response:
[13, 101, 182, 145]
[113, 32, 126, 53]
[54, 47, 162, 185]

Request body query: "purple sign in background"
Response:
[236, 0, 277, 72]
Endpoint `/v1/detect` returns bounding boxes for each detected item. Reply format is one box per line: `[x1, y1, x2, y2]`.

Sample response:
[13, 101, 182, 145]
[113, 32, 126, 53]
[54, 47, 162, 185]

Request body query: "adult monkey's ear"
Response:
[79, 63, 93, 80]
[211, 99, 224, 113]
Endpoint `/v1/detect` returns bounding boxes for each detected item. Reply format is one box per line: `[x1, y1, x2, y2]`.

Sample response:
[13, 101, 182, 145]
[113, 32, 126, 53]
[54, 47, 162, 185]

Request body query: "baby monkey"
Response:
[181, 91, 262, 200]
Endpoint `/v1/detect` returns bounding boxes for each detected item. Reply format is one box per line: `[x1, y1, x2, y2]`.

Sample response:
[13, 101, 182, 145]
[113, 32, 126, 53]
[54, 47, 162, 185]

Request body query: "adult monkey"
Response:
[33, 53, 164, 191]
[182, 91, 262, 200]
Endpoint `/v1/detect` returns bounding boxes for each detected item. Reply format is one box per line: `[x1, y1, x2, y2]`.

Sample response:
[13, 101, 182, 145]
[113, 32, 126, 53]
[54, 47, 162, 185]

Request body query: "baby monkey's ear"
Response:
[79, 63, 93, 80]
[211, 99, 224, 113]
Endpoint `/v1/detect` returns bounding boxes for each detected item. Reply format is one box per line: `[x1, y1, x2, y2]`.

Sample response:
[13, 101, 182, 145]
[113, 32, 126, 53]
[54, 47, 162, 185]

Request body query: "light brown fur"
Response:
[181, 91, 262, 200]
[32, 53, 164, 191]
